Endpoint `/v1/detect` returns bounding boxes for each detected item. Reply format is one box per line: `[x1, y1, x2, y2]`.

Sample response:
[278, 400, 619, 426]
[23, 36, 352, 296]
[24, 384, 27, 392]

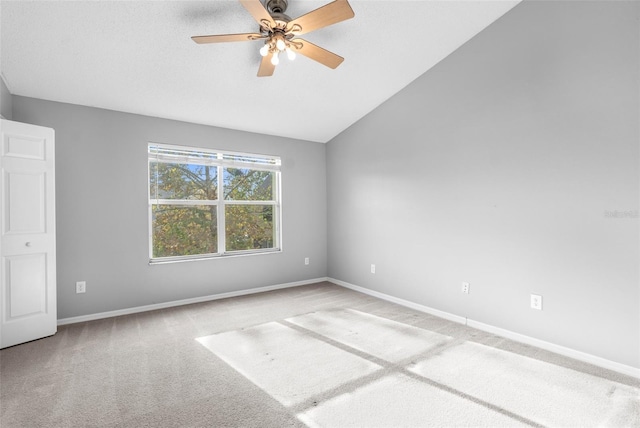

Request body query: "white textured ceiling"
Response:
[1, 0, 520, 143]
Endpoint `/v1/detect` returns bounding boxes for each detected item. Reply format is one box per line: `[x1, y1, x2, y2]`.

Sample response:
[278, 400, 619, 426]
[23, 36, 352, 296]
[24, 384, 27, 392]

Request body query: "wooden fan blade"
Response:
[287, 0, 354, 36]
[192, 33, 265, 44]
[239, 0, 275, 29]
[290, 39, 344, 69]
[257, 53, 276, 77]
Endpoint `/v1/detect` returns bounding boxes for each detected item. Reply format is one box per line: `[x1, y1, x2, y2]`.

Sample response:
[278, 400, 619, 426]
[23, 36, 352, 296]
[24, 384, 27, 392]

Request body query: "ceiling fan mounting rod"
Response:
[266, 0, 288, 14]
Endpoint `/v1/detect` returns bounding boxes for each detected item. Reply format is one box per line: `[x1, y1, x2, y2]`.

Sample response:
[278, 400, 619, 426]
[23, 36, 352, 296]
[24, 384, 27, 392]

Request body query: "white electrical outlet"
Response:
[304, 257, 309, 265]
[76, 281, 86, 294]
[531, 294, 542, 310]
[461, 282, 470, 294]
[370, 264, 376, 274]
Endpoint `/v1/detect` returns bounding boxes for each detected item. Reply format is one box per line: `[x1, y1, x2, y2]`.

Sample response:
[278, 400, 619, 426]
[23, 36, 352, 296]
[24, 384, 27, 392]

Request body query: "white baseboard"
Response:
[57, 277, 328, 326]
[327, 278, 640, 379]
[330, 277, 467, 325]
[466, 319, 640, 379]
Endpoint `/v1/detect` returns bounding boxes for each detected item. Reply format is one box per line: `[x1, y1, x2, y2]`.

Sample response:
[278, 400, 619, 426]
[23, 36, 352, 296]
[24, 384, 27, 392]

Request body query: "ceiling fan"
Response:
[191, 0, 355, 77]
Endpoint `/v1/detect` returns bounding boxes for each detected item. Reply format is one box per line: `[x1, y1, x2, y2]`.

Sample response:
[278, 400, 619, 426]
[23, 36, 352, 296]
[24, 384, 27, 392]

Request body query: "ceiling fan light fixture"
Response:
[286, 47, 296, 60]
[259, 44, 270, 57]
[271, 52, 280, 65]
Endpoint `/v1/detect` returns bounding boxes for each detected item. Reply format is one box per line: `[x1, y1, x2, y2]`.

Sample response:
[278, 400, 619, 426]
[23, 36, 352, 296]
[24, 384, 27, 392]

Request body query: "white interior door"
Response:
[0, 119, 56, 348]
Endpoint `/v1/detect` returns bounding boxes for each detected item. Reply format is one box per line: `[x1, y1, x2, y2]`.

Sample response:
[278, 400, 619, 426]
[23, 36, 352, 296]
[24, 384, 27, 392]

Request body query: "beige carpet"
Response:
[1, 282, 638, 427]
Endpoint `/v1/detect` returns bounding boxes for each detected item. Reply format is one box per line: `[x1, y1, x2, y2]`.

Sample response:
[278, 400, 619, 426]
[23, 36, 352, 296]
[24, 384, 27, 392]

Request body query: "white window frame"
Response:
[148, 143, 282, 263]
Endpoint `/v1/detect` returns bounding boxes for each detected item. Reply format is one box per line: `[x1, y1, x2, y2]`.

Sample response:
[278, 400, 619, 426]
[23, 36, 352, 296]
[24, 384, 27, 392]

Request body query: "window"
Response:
[148, 143, 281, 262]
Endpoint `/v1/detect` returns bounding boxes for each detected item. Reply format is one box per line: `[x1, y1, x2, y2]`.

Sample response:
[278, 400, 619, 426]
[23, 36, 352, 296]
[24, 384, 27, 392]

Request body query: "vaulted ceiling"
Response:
[1, 0, 520, 143]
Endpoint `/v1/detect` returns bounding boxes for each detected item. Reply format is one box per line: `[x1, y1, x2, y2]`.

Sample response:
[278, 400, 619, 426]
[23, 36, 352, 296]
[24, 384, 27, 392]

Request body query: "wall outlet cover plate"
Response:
[531, 294, 542, 310]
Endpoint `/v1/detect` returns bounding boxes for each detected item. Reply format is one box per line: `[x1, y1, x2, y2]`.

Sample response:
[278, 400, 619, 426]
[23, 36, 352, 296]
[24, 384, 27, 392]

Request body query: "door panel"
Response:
[3, 134, 46, 160]
[5, 170, 46, 234]
[0, 119, 56, 348]
[5, 254, 47, 318]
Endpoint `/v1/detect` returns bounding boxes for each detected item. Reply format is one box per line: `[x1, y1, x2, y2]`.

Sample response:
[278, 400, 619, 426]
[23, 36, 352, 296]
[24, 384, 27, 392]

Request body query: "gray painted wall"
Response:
[0, 76, 11, 119]
[13, 97, 327, 319]
[327, 1, 639, 368]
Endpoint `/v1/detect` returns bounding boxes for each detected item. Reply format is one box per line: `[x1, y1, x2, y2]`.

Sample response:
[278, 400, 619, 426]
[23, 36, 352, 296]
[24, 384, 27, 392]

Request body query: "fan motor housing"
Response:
[264, 0, 291, 29]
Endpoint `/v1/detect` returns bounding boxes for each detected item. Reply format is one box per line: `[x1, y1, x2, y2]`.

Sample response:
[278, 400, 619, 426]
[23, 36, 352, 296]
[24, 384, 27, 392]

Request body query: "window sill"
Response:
[148, 248, 282, 265]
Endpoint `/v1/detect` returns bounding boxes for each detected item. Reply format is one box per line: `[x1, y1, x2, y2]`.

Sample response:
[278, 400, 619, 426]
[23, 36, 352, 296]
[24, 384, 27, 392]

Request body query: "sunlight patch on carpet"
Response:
[197, 309, 639, 427]
[297, 373, 527, 428]
[410, 341, 640, 427]
[286, 309, 451, 363]
[196, 321, 381, 406]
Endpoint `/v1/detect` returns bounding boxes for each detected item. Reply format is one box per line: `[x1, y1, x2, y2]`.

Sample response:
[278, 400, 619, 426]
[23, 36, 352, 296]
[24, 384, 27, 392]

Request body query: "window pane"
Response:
[152, 205, 217, 257]
[150, 162, 217, 200]
[223, 168, 274, 201]
[225, 205, 274, 251]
